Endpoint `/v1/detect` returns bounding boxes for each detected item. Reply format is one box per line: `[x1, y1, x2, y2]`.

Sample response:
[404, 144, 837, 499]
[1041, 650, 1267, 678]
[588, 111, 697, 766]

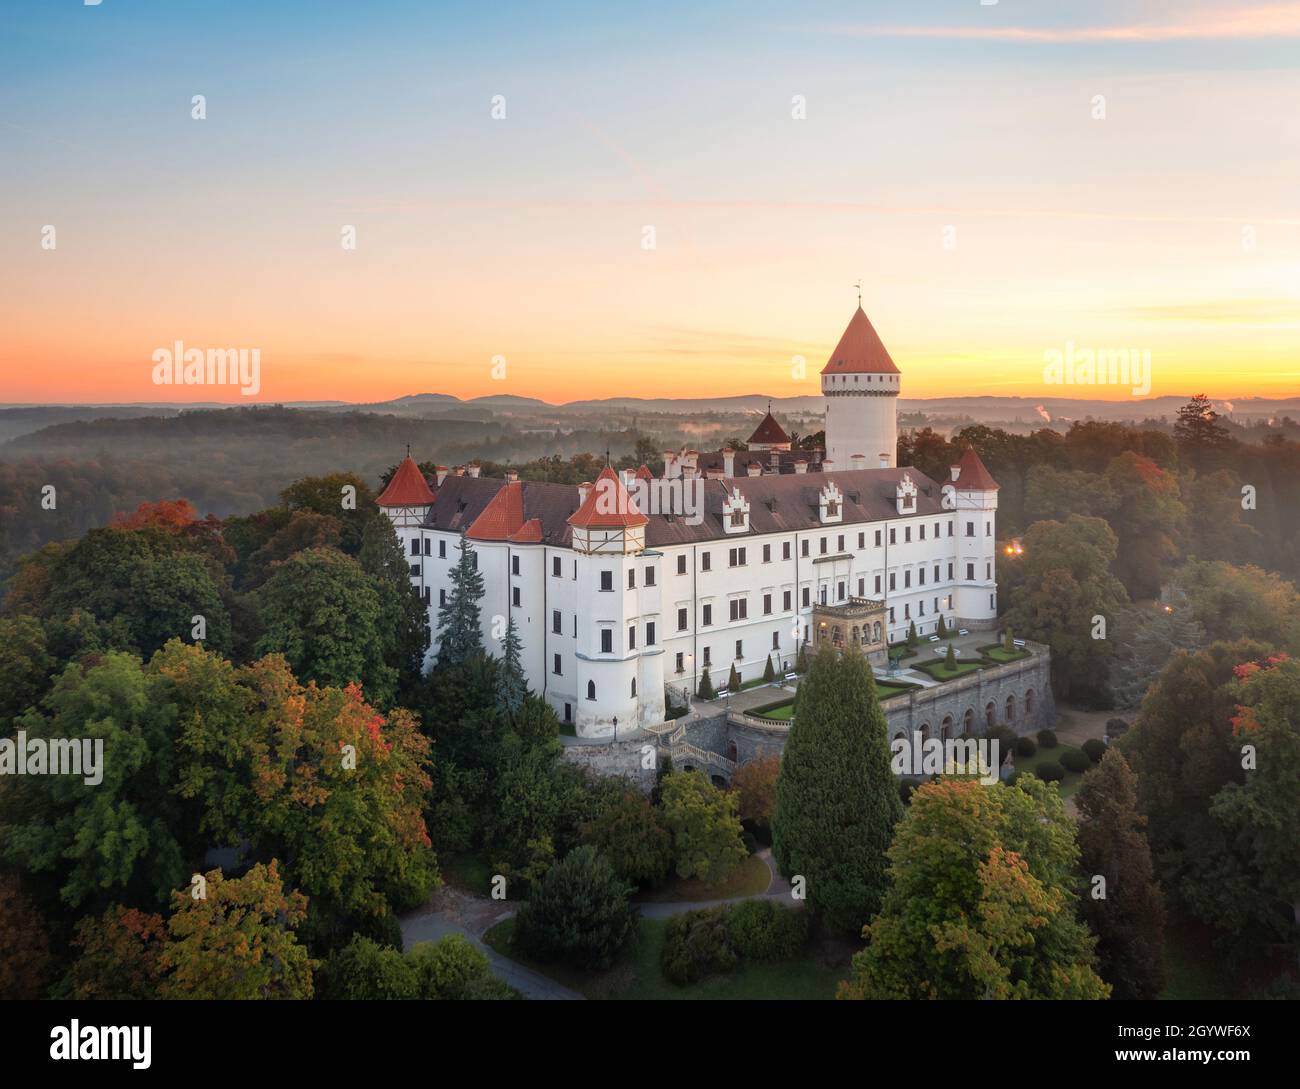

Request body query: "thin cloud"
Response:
[817, 4, 1300, 43]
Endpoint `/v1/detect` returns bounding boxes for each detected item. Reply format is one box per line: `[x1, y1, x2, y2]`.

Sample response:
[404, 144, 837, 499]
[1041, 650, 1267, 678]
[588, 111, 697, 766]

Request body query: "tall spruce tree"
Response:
[360, 517, 431, 698]
[1074, 747, 1167, 999]
[435, 533, 485, 668]
[495, 615, 526, 720]
[773, 644, 903, 933]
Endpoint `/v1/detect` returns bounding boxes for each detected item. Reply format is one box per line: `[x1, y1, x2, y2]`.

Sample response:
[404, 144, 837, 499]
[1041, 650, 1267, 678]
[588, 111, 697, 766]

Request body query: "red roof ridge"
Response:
[951, 447, 999, 491]
[466, 480, 526, 540]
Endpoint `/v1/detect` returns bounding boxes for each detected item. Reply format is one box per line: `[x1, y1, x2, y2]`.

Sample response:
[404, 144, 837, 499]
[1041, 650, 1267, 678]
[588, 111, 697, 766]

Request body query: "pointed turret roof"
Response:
[567, 465, 648, 529]
[748, 408, 790, 446]
[820, 305, 900, 375]
[376, 455, 435, 507]
[951, 447, 999, 491]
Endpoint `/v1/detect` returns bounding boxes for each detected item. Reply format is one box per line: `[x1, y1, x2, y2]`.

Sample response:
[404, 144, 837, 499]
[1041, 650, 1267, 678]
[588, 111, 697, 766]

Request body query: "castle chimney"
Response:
[850, 453, 866, 471]
[880, 453, 891, 470]
[577, 481, 592, 505]
[950, 463, 961, 481]
[746, 461, 762, 477]
[663, 451, 680, 479]
[505, 468, 518, 483]
[823, 458, 835, 473]
[452, 465, 465, 477]
[466, 463, 481, 478]
[722, 448, 735, 477]
[793, 459, 808, 475]
[435, 465, 449, 486]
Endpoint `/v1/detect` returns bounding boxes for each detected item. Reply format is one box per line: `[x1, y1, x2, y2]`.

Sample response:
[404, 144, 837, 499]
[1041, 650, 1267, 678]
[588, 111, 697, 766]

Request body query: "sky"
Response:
[1, 0, 1298, 406]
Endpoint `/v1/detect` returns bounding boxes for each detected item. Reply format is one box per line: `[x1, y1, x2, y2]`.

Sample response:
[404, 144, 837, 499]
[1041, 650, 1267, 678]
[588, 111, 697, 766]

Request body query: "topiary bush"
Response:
[1034, 760, 1065, 783]
[661, 906, 736, 986]
[1082, 738, 1107, 764]
[1059, 746, 1090, 774]
[1015, 735, 1037, 757]
[727, 899, 808, 962]
[1036, 728, 1058, 749]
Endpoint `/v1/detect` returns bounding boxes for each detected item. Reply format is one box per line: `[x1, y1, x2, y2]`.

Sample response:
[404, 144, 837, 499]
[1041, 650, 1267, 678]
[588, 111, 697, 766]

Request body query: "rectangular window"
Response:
[966, 521, 975, 537]
[772, 631, 780, 650]
[875, 529, 882, 547]
[837, 581, 845, 600]
[735, 640, 743, 660]
[440, 588, 447, 606]
[966, 563, 975, 580]
[934, 522, 940, 538]
[889, 573, 896, 591]
[783, 590, 792, 611]
[703, 604, 713, 626]
[763, 593, 772, 615]
[424, 538, 431, 555]
[948, 521, 954, 537]
[858, 532, 865, 549]
[645, 567, 655, 587]
[934, 564, 940, 583]
[728, 547, 746, 567]
[552, 610, 562, 634]
[628, 625, 636, 650]
[801, 539, 809, 557]
[677, 607, 688, 631]
[875, 575, 881, 594]
[783, 541, 792, 560]
[512, 555, 520, 576]
[947, 562, 953, 580]
[409, 563, 420, 577]
[628, 569, 635, 589]
[646, 622, 656, 646]
[837, 534, 844, 552]
[919, 525, 926, 541]
[675, 652, 684, 673]
[677, 554, 687, 574]
[600, 570, 613, 591]
[986, 562, 992, 579]
[889, 528, 896, 545]
[552, 555, 561, 577]
[703, 647, 712, 667]
[410, 540, 419, 556]
[422, 587, 430, 604]
[601, 629, 613, 654]
[904, 570, 911, 588]
[904, 603, 911, 619]
[919, 569, 926, 585]
[857, 577, 864, 596]
[702, 552, 712, 572]
[762, 544, 771, 563]
[553, 654, 562, 675]
[987, 523, 992, 537]
[819, 537, 827, 555]
[904, 526, 912, 544]
[512, 586, 521, 607]
[729, 598, 748, 622]
[802, 587, 810, 607]
[439, 540, 447, 559]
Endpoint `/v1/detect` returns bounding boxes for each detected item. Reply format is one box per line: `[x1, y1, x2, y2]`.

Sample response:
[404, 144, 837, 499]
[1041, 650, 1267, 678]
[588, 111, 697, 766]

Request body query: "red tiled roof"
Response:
[467, 481, 527, 540]
[748, 411, 790, 446]
[567, 466, 648, 529]
[508, 518, 544, 543]
[376, 455, 435, 507]
[951, 447, 999, 491]
[635, 464, 654, 481]
[820, 306, 900, 375]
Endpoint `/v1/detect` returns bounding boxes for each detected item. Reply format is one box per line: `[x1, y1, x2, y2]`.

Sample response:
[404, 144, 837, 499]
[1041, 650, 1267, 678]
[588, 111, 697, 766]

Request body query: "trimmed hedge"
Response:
[661, 906, 736, 986]
[1105, 718, 1131, 738]
[1082, 738, 1107, 764]
[1034, 760, 1066, 783]
[727, 899, 808, 961]
[1036, 728, 1058, 749]
[1015, 735, 1037, 758]
[1059, 746, 1090, 774]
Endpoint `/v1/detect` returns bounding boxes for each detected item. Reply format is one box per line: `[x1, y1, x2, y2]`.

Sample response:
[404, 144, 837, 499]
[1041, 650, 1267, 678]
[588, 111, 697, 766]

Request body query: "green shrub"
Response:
[1034, 760, 1066, 783]
[1105, 717, 1130, 738]
[325, 935, 417, 999]
[661, 906, 737, 986]
[1036, 728, 1058, 749]
[1081, 738, 1107, 764]
[697, 668, 715, 700]
[1004, 771, 1020, 788]
[727, 900, 808, 961]
[1014, 735, 1037, 757]
[513, 845, 636, 970]
[461, 974, 519, 1000]
[407, 934, 491, 1000]
[1059, 747, 1090, 774]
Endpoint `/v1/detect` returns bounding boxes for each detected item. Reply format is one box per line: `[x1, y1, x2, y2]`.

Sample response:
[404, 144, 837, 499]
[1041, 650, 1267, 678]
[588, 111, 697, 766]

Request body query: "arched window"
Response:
[586, 680, 596, 701]
[1025, 689, 1035, 716]
[919, 722, 931, 741]
[1005, 694, 1015, 722]
[985, 701, 996, 729]
[873, 621, 881, 642]
[941, 715, 954, 741]
[963, 708, 975, 733]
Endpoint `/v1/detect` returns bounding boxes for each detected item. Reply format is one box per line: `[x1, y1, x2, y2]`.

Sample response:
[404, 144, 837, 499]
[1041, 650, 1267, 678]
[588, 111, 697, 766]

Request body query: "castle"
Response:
[378, 305, 1001, 739]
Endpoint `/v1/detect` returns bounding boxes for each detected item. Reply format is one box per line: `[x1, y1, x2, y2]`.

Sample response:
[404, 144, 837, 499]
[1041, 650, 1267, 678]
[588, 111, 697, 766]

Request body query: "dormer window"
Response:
[722, 486, 750, 534]
[818, 482, 844, 524]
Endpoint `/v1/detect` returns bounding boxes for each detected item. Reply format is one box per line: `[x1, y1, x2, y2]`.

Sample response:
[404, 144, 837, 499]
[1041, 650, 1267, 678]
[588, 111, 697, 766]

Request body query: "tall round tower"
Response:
[820, 305, 900, 469]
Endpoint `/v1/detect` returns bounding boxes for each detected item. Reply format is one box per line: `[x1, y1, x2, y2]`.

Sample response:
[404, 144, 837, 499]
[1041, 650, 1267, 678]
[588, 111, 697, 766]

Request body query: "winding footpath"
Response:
[398, 847, 794, 1000]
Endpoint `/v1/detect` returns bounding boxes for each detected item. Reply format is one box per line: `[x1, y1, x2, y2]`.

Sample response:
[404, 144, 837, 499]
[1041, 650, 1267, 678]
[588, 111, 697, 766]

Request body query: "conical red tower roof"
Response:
[748, 410, 790, 446]
[951, 447, 999, 491]
[821, 306, 900, 375]
[567, 466, 648, 528]
[376, 455, 435, 506]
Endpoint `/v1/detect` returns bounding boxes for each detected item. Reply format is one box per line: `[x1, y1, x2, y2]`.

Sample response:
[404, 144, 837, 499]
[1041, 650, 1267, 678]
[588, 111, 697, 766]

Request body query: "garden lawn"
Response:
[483, 915, 844, 1000]
[632, 853, 771, 903]
[1010, 746, 1091, 801]
[916, 659, 986, 681]
[984, 646, 1031, 664]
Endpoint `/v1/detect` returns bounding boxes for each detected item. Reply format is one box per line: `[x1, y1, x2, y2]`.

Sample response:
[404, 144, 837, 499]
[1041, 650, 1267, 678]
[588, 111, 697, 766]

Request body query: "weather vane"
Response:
[854, 279, 862, 306]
